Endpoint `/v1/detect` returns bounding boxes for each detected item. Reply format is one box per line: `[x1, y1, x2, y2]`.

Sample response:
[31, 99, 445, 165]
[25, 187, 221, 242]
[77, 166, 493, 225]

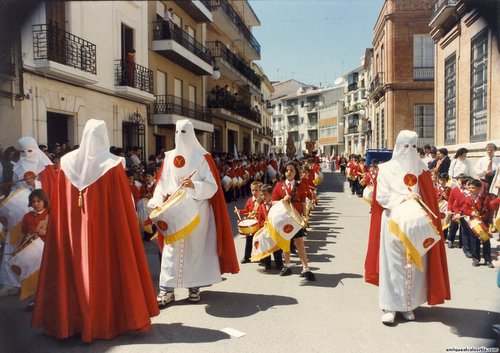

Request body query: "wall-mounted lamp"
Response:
[212, 65, 221, 80]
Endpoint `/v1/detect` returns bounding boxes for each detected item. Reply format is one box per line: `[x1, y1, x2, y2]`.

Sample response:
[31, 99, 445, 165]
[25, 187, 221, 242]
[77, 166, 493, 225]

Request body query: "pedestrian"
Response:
[148, 119, 239, 307]
[365, 130, 450, 324]
[32, 119, 159, 342]
[448, 148, 473, 178]
[473, 143, 499, 192]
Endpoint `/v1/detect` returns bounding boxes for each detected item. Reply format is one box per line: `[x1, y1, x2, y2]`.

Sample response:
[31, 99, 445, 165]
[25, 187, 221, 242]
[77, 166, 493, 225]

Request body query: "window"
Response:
[470, 30, 488, 142]
[444, 53, 456, 145]
[413, 35, 434, 81]
[376, 112, 380, 148]
[381, 109, 385, 148]
[414, 105, 434, 147]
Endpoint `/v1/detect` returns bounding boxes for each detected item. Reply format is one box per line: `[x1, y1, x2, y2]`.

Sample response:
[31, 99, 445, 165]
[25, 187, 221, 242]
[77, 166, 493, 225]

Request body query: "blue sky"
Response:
[249, 0, 385, 86]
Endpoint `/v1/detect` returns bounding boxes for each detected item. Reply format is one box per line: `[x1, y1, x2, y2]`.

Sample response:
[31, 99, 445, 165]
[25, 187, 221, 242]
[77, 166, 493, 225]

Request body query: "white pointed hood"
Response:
[389, 130, 427, 176]
[13, 136, 53, 180]
[61, 119, 124, 191]
[165, 119, 207, 179]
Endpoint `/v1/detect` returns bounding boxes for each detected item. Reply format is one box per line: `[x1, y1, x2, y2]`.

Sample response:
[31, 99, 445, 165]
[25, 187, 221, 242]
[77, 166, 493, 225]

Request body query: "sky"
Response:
[249, 0, 385, 87]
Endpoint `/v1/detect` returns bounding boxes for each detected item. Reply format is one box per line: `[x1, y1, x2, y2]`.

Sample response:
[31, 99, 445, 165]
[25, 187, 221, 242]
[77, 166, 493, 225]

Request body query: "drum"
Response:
[8, 236, 44, 282]
[266, 200, 305, 252]
[266, 164, 277, 180]
[250, 227, 279, 262]
[0, 187, 31, 246]
[149, 189, 200, 244]
[494, 211, 500, 233]
[438, 200, 449, 229]
[221, 175, 233, 192]
[466, 218, 492, 243]
[362, 185, 373, 204]
[237, 218, 258, 236]
[313, 172, 324, 186]
[388, 199, 441, 271]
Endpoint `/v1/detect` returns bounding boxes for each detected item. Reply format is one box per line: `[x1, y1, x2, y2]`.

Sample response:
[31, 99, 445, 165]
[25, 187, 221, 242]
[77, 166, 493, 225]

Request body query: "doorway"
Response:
[46, 112, 71, 150]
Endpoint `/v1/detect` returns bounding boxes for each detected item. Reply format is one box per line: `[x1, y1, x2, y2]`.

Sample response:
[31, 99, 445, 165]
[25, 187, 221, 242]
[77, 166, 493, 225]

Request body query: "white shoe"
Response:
[381, 311, 396, 324]
[0, 285, 19, 298]
[157, 291, 175, 307]
[401, 311, 415, 321]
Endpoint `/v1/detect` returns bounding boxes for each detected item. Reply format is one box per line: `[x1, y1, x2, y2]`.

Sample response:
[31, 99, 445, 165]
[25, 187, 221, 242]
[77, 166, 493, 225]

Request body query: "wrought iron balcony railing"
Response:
[414, 67, 434, 81]
[154, 95, 212, 123]
[153, 21, 213, 65]
[114, 59, 153, 94]
[206, 41, 261, 87]
[33, 23, 96, 75]
[205, 0, 261, 56]
[369, 72, 384, 93]
[347, 125, 358, 134]
[207, 90, 261, 123]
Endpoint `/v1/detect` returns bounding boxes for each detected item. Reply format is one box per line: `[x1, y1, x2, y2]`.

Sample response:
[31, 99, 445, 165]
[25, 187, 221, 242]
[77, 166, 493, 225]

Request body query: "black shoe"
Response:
[279, 267, 292, 276]
[240, 258, 251, 264]
[303, 271, 316, 281]
[265, 264, 271, 270]
[464, 252, 473, 258]
[486, 261, 494, 268]
[472, 259, 480, 267]
[447, 242, 454, 249]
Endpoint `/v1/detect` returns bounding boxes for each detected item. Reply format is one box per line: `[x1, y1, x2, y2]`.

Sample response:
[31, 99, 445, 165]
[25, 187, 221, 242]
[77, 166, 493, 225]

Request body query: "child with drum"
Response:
[235, 181, 262, 264]
[18, 188, 49, 308]
[272, 161, 315, 281]
[460, 179, 494, 268]
[257, 184, 283, 270]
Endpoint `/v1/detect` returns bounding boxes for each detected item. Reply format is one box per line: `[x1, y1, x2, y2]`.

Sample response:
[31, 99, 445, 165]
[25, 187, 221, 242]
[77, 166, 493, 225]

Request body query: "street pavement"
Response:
[0, 171, 499, 353]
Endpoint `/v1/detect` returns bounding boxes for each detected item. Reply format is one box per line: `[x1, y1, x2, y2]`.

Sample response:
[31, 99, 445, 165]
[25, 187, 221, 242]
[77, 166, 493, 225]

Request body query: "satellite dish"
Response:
[334, 77, 345, 85]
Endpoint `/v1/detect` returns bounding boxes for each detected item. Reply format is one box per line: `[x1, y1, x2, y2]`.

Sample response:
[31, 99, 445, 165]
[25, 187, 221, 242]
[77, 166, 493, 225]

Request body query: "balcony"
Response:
[347, 82, 358, 92]
[285, 106, 297, 115]
[152, 21, 214, 75]
[174, 0, 213, 23]
[152, 95, 213, 132]
[206, 41, 261, 89]
[32, 23, 97, 84]
[429, 0, 458, 28]
[347, 125, 359, 134]
[369, 72, 385, 101]
[207, 90, 261, 128]
[205, 0, 261, 60]
[114, 60, 155, 103]
[414, 67, 434, 81]
[306, 102, 318, 111]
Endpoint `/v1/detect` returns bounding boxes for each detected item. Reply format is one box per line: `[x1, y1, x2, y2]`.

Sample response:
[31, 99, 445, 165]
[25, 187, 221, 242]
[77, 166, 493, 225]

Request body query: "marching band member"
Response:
[32, 119, 159, 342]
[149, 119, 238, 307]
[460, 179, 494, 268]
[271, 161, 315, 281]
[235, 181, 263, 264]
[365, 130, 450, 325]
[19, 189, 49, 308]
[258, 184, 284, 270]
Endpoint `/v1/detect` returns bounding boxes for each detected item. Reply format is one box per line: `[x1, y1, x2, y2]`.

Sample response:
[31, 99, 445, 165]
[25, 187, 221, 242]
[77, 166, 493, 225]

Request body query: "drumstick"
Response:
[406, 187, 438, 219]
[234, 206, 242, 221]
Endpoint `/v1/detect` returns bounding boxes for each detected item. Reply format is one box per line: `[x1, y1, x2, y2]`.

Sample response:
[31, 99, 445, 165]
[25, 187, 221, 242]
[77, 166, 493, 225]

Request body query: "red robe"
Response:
[32, 164, 159, 342]
[364, 170, 451, 305]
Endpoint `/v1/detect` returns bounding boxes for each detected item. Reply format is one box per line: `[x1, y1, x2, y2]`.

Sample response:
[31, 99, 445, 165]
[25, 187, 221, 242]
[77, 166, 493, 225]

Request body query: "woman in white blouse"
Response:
[448, 148, 473, 178]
